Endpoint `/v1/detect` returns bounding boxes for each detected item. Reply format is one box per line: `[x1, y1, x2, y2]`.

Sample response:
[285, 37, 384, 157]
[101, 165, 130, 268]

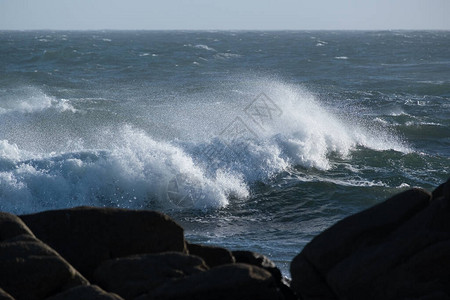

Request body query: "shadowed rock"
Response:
[20, 207, 186, 280]
[233, 250, 282, 282]
[233, 250, 297, 300]
[0, 234, 88, 300]
[0, 211, 35, 241]
[432, 178, 450, 201]
[291, 182, 450, 300]
[135, 263, 284, 300]
[45, 285, 124, 300]
[187, 242, 235, 268]
[93, 252, 208, 299]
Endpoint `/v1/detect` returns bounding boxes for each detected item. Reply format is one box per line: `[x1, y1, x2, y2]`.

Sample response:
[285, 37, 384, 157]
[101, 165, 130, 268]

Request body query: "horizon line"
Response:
[1, 28, 450, 32]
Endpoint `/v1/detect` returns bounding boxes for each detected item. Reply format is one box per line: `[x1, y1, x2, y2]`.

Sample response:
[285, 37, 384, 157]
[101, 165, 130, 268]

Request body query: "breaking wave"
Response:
[0, 78, 410, 214]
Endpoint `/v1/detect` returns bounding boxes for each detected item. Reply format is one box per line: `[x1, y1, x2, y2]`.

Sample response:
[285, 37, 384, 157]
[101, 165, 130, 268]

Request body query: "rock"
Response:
[233, 251, 297, 300]
[0, 288, 14, 300]
[187, 242, 235, 268]
[135, 263, 284, 300]
[0, 211, 35, 241]
[290, 252, 335, 299]
[432, 178, 450, 201]
[233, 250, 282, 282]
[45, 285, 124, 300]
[20, 206, 186, 279]
[290, 184, 450, 300]
[93, 252, 208, 299]
[0, 234, 88, 300]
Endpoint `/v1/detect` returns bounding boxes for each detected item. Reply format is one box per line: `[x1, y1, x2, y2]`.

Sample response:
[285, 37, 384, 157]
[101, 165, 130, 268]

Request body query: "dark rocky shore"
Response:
[1, 179, 449, 300]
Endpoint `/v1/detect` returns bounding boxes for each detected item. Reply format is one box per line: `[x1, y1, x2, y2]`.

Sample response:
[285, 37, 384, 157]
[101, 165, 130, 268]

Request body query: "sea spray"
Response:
[0, 78, 410, 214]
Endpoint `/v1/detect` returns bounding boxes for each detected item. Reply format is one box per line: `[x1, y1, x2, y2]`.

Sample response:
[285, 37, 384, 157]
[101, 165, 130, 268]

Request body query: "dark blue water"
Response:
[1, 31, 449, 275]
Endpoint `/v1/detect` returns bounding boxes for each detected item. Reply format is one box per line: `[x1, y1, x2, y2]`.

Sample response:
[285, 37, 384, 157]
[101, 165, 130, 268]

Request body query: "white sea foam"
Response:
[0, 126, 249, 214]
[289, 172, 388, 187]
[0, 87, 77, 114]
[374, 117, 389, 125]
[0, 140, 22, 161]
[388, 109, 408, 116]
[398, 183, 411, 188]
[405, 121, 442, 127]
[193, 44, 216, 51]
[214, 53, 241, 59]
[315, 40, 328, 47]
[0, 78, 411, 213]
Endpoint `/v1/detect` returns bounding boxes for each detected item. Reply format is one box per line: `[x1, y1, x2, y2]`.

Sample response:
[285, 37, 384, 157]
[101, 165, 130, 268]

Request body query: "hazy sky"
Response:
[1, 0, 449, 30]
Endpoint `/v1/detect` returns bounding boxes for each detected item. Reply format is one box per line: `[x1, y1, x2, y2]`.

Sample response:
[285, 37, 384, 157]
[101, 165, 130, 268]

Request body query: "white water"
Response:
[0, 87, 76, 114]
[0, 78, 410, 214]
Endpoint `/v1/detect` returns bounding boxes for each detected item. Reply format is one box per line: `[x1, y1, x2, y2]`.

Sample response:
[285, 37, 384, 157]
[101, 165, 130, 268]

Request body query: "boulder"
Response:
[135, 263, 284, 300]
[233, 250, 281, 282]
[93, 252, 208, 299]
[290, 182, 450, 300]
[187, 242, 235, 267]
[45, 285, 124, 300]
[20, 206, 186, 279]
[233, 251, 297, 300]
[432, 178, 450, 201]
[0, 234, 88, 300]
[0, 211, 35, 241]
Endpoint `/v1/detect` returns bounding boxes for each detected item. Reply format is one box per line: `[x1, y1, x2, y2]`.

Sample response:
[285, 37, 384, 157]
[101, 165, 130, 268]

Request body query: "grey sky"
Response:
[1, 0, 449, 30]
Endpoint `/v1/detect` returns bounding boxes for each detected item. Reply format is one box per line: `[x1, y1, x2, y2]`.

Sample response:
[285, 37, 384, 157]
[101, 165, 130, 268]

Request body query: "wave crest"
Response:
[0, 78, 411, 214]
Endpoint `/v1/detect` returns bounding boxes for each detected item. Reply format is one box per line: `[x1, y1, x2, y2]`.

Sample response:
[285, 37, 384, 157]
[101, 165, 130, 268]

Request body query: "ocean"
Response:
[1, 30, 449, 276]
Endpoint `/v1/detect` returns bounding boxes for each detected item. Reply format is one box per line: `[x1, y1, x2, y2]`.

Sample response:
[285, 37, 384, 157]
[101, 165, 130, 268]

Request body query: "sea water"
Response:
[1, 30, 449, 275]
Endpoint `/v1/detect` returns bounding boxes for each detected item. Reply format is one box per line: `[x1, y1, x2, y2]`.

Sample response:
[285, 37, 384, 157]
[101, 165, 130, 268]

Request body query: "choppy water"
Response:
[1, 30, 449, 275]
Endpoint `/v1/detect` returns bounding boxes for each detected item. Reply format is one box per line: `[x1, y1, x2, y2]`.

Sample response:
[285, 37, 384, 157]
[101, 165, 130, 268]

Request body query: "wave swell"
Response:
[0, 78, 410, 213]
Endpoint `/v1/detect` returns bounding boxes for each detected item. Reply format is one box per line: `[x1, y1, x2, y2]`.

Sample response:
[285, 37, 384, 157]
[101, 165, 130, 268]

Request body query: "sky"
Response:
[0, 0, 449, 30]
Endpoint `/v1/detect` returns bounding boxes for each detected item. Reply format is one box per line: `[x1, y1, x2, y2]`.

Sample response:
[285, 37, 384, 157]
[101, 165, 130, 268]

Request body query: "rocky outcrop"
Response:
[187, 242, 235, 267]
[0, 212, 88, 300]
[0, 212, 35, 240]
[290, 180, 450, 299]
[20, 207, 186, 280]
[93, 252, 208, 299]
[45, 285, 124, 300]
[2, 179, 450, 299]
[233, 250, 297, 300]
[1, 206, 292, 299]
[233, 250, 282, 282]
[93, 251, 288, 300]
[135, 263, 284, 300]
